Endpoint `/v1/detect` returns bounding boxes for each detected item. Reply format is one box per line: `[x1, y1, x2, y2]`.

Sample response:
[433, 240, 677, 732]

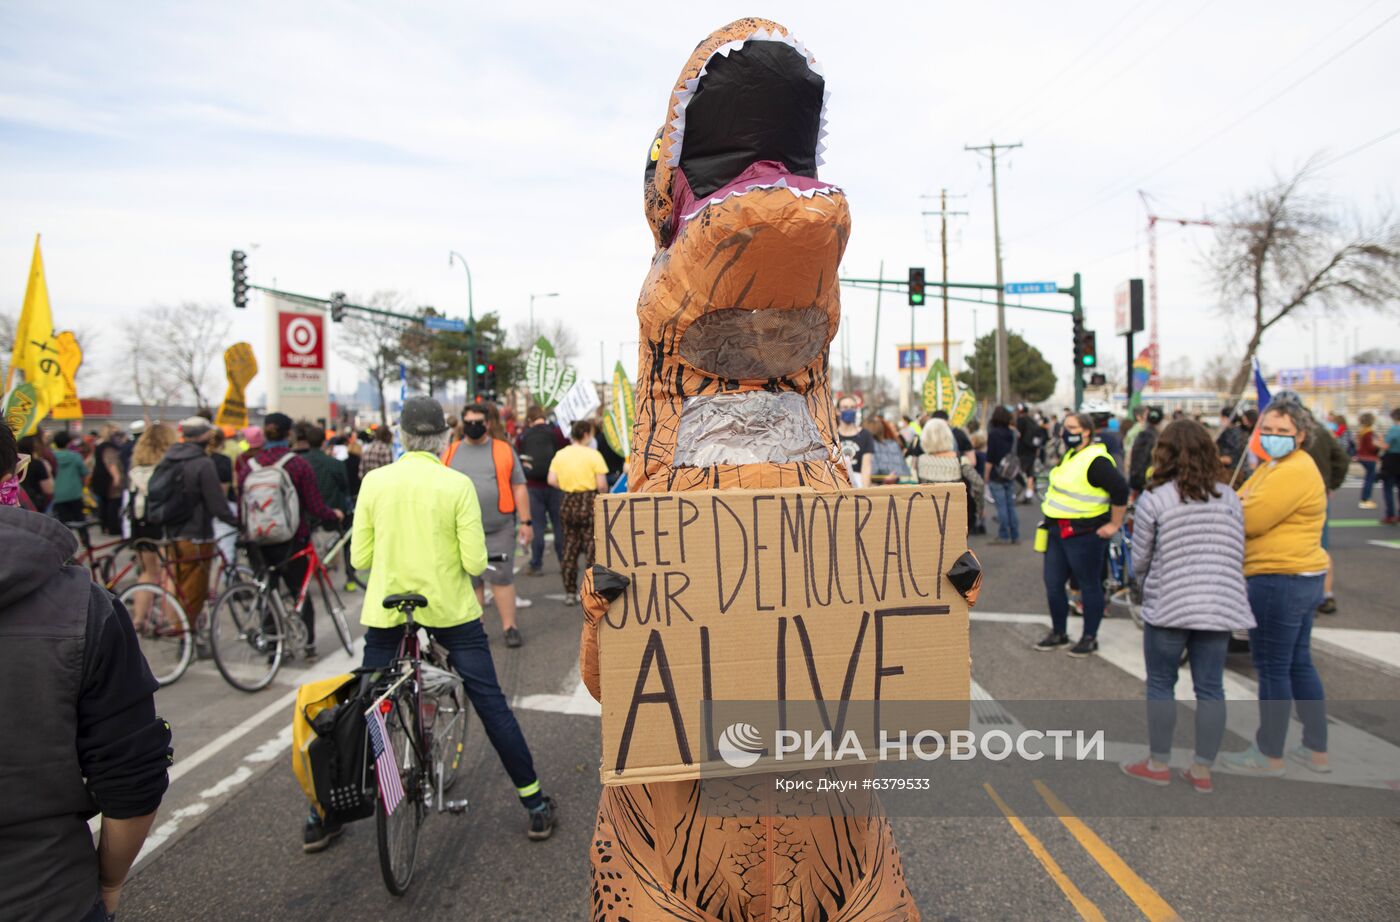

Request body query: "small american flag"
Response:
[367, 707, 404, 815]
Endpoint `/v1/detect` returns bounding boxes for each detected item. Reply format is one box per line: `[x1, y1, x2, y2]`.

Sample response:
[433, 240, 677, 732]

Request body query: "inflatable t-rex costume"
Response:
[579, 19, 955, 921]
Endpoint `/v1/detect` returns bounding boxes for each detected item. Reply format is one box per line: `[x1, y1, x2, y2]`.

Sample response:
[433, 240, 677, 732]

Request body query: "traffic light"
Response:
[1080, 330, 1098, 368]
[907, 267, 925, 306]
[1072, 312, 1085, 367]
[330, 291, 346, 323]
[473, 347, 489, 395]
[484, 362, 497, 398]
[231, 250, 248, 309]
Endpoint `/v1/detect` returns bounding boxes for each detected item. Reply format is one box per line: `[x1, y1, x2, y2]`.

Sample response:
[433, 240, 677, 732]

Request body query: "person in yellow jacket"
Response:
[338, 396, 556, 850]
[1035, 412, 1129, 657]
[1220, 397, 1331, 777]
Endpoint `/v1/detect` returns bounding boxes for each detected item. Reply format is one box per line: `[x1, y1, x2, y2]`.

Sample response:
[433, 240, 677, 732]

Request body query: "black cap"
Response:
[400, 396, 448, 435]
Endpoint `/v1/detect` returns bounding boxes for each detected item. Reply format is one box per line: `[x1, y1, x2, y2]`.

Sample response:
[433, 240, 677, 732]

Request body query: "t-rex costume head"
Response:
[629, 17, 850, 494]
[579, 20, 922, 922]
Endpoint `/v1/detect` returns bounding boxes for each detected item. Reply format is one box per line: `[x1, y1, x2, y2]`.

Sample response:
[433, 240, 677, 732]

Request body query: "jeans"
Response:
[362, 620, 541, 806]
[1382, 467, 1400, 519]
[1143, 625, 1230, 764]
[988, 479, 1020, 541]
[527, 485, 564, 569]
[259, 538, 314, 643]
[1247, 573, 1327, 758]
[1044, 527, 1107, 638]
[1358, 459, 1377, 503]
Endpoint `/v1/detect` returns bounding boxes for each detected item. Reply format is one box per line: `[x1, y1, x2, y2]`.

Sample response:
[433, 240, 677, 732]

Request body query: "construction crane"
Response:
[1138, 191, 1225, 390]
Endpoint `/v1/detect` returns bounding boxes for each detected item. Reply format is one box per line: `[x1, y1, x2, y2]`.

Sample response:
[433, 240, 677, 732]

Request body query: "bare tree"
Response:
[124, 302, 231, 408]
[1208, 166, 1400, 396]
[0, 311, 13, 387]
[1352, 347, 1400, 365]
[1198, 353, 1235, 393]
[334, 291, 409, 427]
[122, 321, 183, 412]
[511, 316, 579, 364]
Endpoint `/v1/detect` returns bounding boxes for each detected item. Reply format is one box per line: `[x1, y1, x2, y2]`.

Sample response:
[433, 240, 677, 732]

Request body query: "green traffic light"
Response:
[475, 363, 487, 374]
[1082, 356, 1096, 367]
[911, 294, 924, 304]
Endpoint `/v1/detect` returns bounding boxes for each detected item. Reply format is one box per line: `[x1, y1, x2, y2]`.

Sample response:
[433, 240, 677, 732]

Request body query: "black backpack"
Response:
[143, 457, 195, 529]
[517, 425, 560, 484]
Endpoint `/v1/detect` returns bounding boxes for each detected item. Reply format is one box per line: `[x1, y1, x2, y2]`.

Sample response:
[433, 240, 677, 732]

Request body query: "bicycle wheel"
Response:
[376, 697, 426, 896]
[316, 573, 355, 656]
[210, 581, 284, 692]
[433, 683, 469, 794]
[119, 582, 194, 687]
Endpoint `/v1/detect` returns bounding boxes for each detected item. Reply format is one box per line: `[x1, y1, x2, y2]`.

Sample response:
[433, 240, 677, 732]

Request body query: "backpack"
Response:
[143, 457, 195, 528]
[517, 425, 560, 484]
[241, 454, 300, 544]
[995, 430, 1022, 481]
[126, 463, 156, 523]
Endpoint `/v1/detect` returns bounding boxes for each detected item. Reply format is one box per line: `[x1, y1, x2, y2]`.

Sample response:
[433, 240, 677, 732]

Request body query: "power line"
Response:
[1012, 3, 1400, 244]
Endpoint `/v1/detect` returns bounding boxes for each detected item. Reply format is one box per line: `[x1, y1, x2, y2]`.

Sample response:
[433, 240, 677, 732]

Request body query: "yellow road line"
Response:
[1034, 780, 1182, 922]
[983, 783, 1107, 922]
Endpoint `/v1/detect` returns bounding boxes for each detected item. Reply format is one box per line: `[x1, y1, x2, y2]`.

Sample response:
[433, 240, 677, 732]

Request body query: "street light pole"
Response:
[528, 292, 559, 344]
[449, 250, 476, 400]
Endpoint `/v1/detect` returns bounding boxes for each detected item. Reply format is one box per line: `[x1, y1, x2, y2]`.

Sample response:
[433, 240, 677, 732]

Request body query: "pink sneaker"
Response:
[1120, 758, 1170, 786]
[1179, 768, 1214, 794]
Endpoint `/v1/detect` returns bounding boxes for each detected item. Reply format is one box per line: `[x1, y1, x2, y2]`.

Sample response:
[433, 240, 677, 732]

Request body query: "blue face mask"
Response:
[839, 409, 858, 425]
[1260, 433, 1295, 459]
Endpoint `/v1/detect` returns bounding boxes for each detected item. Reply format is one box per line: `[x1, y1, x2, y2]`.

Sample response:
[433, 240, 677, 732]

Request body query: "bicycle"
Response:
[367, 592, 469, 896]
[208, 536, 355, 692]
[1106, 507, 1143, 627]
[118, 538, 248, 687]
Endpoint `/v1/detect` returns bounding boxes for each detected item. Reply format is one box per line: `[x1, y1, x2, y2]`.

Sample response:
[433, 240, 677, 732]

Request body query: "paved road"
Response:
[117, 482, 1400, 920]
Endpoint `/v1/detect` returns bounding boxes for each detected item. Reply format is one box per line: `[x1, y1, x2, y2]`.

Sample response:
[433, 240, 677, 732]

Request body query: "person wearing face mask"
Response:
[1034, 412, 1129, 657]
[835, 395, 874, 487]
[443, 403, 533, 648]
[1220, 397, 1331, 777]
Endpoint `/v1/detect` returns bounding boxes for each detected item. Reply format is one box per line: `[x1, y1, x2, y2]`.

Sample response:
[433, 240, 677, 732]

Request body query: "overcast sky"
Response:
[3, 0, 1397, 406]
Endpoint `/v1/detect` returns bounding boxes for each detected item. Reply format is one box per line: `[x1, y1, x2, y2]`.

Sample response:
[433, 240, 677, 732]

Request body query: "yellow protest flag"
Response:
[51, 331, 84, 420]
[7, 235, 67, 420]
[215, 342, 258, 429]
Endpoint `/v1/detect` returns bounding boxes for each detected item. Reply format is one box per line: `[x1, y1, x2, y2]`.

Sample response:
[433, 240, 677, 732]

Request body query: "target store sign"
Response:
[279, 312, 324, 370]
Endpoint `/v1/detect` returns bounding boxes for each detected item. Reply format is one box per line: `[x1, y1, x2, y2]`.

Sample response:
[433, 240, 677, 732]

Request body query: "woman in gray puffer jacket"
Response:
[1121, 419, 1254, 794]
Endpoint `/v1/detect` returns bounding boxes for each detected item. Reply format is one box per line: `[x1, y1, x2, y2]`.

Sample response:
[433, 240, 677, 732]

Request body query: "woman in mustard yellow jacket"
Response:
[1221, 397, 1330, 777]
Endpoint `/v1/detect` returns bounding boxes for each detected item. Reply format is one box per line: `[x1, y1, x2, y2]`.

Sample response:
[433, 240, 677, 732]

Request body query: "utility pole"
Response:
[870, 259, 884, 407]
[922, 190, 968, 367]
[966, 141, 1021, 406]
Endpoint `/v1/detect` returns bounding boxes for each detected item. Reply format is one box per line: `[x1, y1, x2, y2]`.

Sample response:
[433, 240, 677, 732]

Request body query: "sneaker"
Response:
[1033, 631, 1070, 651]
[1287, 745, 1331, 774]
[1067, 636, 1099, 657]
[1178, 768, 1214, 794]
[194, 638, 213, 661]
[988, 537, 1011, 546]
[564, 593, 579, 607]
[527, 796, 557, 841]
[525, 565, 544, 577]
[1358, 500, 1378, 510]
[1384, 516, 1399, 526]
[303, 812, 343, 853]
[1218, 744, 1285, 777]
[1120, 758, 1170, 787]
[504, 627, 523, 648]
[1317, 597, 1337, 615]
[516, 596, 534, 609]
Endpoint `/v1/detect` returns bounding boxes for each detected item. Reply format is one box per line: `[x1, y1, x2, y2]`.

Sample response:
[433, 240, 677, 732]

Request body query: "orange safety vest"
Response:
[441, 438, 516, 515]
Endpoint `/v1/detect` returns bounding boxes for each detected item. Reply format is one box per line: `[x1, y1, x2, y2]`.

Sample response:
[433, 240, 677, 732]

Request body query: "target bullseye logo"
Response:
[286, 317, 318, 354]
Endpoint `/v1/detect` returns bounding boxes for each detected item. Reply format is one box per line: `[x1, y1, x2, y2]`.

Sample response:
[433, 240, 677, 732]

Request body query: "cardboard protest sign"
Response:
[593, 483, 970, 785]
[216, 342, 258, 429]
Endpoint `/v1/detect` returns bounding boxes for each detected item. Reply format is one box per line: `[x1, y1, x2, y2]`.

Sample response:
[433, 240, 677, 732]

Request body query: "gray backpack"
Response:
[241, 454, 300, 544]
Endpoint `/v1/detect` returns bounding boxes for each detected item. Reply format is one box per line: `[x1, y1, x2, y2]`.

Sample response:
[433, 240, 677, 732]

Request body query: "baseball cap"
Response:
[400, 396, 448, 435]
[180, 416, 213, 439]
[129, 420, 147, 434]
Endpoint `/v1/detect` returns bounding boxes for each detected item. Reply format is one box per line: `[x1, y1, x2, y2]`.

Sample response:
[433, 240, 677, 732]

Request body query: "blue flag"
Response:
[1252, 356, 1271, 409]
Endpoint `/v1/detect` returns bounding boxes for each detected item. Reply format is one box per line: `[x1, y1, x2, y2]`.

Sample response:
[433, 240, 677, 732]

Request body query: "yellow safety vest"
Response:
[1041, 442, 1112, 519]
